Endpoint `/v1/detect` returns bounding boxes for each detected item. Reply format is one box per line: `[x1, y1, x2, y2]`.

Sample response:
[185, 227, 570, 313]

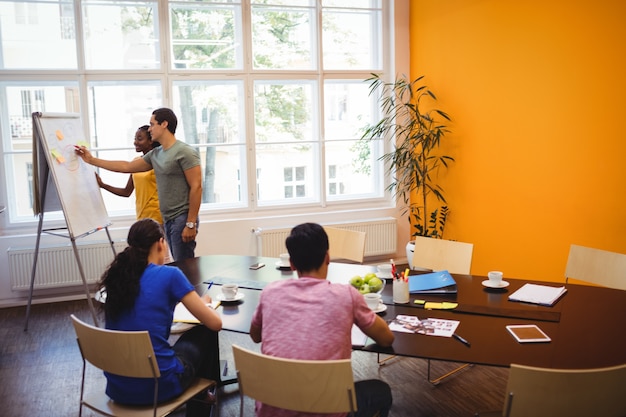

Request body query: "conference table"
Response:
[172, 255, 626, 372]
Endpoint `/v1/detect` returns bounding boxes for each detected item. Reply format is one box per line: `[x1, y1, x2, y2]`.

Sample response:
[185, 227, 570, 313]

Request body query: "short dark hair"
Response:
[152, 107, 177, 134]
[285, 223, 328, 272]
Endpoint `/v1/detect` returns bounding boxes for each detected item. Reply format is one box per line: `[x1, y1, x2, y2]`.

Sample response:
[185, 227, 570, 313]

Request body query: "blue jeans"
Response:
[355, 379, 392, 417]
[164, 212, 197, 261]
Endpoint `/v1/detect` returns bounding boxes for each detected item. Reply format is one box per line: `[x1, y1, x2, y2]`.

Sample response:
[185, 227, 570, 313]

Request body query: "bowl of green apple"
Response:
[349, 272, 386, 295]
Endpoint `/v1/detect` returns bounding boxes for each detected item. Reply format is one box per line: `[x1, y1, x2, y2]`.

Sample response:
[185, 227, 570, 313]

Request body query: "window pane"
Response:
[170, 3, 242, 70]
[173, 81, 246, 206]
[251, 3, 315, 70]
[322, 5, 382, 70]
[254, 80, 315, 142]
[0, 0, 77, 69]
[325, 140, 381, 199]
[198, 144, 246, 206]
[87, 81, 162, 215]
[88, 81, 162, 149]
[2, 82, 80, 218]
[323, 80, 381, 199]
[256, 143, 318, 204]
[83, 0, 160, 69]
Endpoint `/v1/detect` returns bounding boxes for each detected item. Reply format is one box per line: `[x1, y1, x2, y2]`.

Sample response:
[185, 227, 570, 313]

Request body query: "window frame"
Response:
[0, 0, 401, 231]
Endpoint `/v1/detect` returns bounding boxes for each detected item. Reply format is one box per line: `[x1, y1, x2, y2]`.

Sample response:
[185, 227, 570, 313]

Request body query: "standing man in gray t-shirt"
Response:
[75, 107, 202, 261]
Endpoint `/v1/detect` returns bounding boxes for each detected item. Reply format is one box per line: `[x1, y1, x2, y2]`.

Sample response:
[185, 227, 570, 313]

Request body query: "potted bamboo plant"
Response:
[361, 74, 454, 267]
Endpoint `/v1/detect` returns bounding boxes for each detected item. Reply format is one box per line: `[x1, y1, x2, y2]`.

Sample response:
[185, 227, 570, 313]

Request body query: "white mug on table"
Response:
[222, 283, 239, 300]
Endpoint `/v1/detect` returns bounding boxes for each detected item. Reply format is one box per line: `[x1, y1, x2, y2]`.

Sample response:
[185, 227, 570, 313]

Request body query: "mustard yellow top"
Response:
[132, 169, 163, 225]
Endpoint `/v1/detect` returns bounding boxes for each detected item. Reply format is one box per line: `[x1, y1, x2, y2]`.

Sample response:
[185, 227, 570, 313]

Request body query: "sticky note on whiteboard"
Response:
[51, 149, 65, 164]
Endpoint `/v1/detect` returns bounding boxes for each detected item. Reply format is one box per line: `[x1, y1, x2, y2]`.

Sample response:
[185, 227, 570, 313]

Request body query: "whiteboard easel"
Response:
[24, 112, 116, 330]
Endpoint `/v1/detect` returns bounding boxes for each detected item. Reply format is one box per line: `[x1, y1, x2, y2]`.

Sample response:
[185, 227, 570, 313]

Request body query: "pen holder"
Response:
[393, 279, 410, 304]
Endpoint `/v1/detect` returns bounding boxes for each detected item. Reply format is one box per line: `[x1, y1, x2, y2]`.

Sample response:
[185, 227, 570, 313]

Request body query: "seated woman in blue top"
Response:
[98, 218, 222, 407]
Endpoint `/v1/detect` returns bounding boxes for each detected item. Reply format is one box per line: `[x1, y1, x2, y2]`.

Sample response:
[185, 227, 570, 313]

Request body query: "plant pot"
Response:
[405, 240, 430, 272]
[406, 241, 415, 269]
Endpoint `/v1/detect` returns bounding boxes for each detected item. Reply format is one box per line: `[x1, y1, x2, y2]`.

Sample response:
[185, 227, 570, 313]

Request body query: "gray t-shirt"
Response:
[143, 140, 200, 222]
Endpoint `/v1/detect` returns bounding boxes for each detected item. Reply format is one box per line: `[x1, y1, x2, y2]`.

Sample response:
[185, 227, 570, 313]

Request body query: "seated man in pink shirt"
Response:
[250, 222, 395, 417]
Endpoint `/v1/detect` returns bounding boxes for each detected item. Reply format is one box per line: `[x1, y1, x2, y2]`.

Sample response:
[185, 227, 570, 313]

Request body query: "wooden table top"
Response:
[173, 255, 626, 369]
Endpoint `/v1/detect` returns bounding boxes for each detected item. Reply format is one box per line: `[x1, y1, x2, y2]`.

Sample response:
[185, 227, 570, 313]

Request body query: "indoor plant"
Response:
[361, 74, 454, 264]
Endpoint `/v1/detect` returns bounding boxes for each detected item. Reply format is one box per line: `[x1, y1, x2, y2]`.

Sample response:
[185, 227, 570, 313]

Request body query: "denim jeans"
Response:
[164, 212, 197, 261]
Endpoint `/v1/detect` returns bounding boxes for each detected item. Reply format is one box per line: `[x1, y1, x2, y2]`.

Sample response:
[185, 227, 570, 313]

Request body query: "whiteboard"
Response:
[32, 112, 111, 238]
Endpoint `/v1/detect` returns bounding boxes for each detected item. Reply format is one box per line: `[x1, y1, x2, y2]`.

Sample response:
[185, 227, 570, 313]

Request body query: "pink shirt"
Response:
[250, 277, 377, 417]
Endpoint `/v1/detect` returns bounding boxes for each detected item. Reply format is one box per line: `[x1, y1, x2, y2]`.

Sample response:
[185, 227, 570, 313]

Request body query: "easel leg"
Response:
[70, 238, 99, 326]
[24, 213, 44, 331]
[105, 227, 116, 257]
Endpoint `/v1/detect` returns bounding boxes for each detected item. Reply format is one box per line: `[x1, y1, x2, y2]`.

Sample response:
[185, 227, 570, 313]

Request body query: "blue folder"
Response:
[408, 270, 457, 294]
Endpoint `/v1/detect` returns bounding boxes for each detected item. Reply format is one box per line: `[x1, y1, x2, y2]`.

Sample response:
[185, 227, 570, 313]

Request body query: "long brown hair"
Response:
[99, 218, 163, 320]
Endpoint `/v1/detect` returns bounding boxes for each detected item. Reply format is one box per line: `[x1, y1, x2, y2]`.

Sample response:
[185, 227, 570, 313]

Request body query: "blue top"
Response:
[104, 263, 194, 405]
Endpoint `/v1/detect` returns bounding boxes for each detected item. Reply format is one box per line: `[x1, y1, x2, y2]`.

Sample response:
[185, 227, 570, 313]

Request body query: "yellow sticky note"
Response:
[50, 149, 65, 164]
[424, 302, 458, 310]
[55, 130, 64, 140]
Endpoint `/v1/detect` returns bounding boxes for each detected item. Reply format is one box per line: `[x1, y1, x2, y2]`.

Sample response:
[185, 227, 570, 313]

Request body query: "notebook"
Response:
[408, 270, 457, 294]
[351, 324, 370, 347]
[508, 283, 567, 306]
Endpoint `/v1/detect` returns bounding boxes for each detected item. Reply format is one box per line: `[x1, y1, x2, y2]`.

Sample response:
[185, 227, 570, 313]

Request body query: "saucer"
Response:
[482, 280, 510, 289]
[216, 292, 245, 302]
[371, 303, 388, 313]
[275, 262, 291, 270]
[376, 273, 393, 279]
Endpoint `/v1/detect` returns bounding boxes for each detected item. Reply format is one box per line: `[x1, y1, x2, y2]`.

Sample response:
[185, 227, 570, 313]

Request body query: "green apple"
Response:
[363, 272, 377, 283]
[368, 277, 384, 293]
[349, 275, 363, 288]
[359, 284, 370, 294]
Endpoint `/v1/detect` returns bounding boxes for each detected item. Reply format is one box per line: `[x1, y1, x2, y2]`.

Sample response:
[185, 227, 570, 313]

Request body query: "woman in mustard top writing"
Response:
[96, 125, 163, 225]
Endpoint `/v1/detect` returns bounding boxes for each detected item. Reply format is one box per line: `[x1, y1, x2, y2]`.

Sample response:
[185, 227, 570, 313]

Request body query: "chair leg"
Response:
[377, 352, 399, 366]
[427, 359, 473, 385]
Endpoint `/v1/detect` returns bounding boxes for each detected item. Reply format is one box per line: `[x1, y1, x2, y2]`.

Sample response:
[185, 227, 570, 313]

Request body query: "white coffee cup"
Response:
[222, 283, 239, 300]
[488, 271, 503, 286]
[364, 293, 382, 310]
[279, 253, 290, 266]
[377, 264, 392, 276]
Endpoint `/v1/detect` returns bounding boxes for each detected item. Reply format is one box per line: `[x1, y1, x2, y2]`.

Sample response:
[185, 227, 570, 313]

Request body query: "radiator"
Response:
[256, 218, 397, 258]
[8, 241, 128, 291]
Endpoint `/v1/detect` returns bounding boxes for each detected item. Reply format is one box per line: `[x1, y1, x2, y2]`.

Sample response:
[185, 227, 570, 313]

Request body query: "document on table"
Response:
[508, 283, 567, 306]
[389, 314, 459, 337]
[351, 324, 370, 347]
[173, 300, 221, 323]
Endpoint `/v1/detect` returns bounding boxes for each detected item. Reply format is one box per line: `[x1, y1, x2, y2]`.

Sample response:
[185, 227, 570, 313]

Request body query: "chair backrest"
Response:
[411, 236, 473, 274]
[232, 344, 356, 414]
[565, 244, 626, 290]
[324, 226, 367, 264]
[504, 363, 626, 417]
[71, 314, 160, 379]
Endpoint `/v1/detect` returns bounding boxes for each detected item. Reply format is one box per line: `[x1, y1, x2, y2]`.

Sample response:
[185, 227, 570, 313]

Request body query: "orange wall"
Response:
[410, 0, 626, 282]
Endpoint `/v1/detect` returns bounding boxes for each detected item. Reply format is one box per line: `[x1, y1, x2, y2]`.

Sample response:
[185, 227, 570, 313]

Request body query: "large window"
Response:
[0, 0, 391, 225]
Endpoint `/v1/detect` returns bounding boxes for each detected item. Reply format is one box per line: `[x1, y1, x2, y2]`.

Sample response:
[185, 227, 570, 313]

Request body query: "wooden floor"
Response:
[0, 299, 508, 417]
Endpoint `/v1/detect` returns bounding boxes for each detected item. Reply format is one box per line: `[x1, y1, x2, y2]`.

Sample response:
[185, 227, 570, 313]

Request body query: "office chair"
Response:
[476, 363, 626, 417]
[410, 236, 474, 275]
[71, 314, 216, 417]
[231, 344, 357, 417]
[324, 226, 367, 264]
[565, 244, 626, 290]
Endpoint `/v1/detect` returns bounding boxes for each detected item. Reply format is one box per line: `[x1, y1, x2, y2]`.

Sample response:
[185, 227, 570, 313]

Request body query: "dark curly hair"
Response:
[98, 218, 163, 321]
